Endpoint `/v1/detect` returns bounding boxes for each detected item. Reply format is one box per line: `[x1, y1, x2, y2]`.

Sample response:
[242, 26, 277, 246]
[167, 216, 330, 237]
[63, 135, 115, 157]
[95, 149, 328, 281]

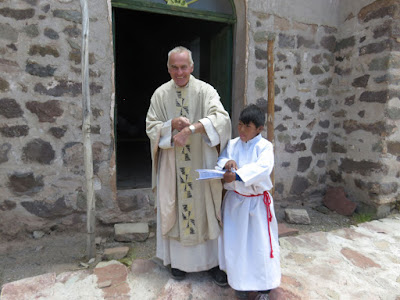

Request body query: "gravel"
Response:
[0, 202, 355, 289]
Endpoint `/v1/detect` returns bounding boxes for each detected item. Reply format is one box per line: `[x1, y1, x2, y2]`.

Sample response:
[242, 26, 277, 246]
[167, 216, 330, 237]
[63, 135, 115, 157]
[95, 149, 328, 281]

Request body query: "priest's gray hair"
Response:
[167, 46, 194, 68]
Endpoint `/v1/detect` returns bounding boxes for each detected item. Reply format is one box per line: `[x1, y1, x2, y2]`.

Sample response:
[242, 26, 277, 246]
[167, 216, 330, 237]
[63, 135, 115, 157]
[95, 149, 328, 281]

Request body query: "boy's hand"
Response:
[223, 170, 236, 183]
[224, 160, 238, 170]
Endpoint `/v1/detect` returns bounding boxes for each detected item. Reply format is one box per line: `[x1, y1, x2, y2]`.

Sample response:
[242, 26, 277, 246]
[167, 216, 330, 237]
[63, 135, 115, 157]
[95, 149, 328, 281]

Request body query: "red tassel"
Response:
[263, 191, 274, 259]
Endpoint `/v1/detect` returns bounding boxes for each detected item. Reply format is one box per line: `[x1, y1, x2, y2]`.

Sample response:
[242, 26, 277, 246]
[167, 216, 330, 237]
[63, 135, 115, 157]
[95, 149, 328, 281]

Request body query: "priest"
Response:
[146, 46, 231, 285]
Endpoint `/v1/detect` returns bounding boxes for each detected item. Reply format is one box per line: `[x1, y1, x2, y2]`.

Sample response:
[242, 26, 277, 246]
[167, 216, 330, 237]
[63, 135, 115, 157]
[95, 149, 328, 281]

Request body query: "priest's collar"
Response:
[174, 75, 194, 90]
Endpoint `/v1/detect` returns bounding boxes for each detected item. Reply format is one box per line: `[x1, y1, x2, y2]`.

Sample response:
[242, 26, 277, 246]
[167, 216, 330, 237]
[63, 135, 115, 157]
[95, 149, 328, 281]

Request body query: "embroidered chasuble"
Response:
[146, 75, 231, 247]
[174, 87, 197, 241]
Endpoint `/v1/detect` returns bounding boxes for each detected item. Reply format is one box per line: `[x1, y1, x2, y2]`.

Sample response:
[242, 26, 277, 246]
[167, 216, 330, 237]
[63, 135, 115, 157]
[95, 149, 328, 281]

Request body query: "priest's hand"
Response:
[173, 127, 191, 147]
[172, 117, 190, 131]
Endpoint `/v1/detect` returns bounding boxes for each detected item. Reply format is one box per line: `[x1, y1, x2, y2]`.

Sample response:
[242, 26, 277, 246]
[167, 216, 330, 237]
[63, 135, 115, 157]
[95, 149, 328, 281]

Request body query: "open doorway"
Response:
[113, 7, 232, 189]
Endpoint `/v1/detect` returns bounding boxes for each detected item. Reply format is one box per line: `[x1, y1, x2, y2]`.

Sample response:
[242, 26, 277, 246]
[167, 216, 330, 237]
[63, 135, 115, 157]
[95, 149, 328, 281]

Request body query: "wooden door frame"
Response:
[111, 0, 248, 135]
[112, 0, 236, 23]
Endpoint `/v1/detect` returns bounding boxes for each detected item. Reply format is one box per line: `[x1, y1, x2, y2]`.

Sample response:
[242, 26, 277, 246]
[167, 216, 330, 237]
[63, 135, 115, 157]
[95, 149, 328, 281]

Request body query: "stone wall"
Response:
[247, 1, 339, 202]
[0, 0, 116, 238]
[247, 0, 400, 216]
[1, 0, 399, 238]
[329, 0, 400, 216]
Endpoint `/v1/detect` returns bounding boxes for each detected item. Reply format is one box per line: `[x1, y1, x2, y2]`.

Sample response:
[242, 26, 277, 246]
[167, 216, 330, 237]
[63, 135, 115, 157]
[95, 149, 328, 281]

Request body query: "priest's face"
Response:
[168, 51, 194, 87]
[238, 121, 263, 142]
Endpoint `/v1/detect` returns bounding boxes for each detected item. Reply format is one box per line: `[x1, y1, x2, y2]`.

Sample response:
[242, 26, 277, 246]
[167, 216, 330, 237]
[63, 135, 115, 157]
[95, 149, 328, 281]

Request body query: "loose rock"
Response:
[114, 223, 149, 242]
[284, 208, 311, 224]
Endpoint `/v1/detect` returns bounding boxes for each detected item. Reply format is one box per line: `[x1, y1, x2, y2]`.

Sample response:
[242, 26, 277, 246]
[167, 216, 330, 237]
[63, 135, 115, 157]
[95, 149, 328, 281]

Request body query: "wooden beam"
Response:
[267, 35, 275, 197]
[111, 0, 236, 24]
[79, 0, 96, 259]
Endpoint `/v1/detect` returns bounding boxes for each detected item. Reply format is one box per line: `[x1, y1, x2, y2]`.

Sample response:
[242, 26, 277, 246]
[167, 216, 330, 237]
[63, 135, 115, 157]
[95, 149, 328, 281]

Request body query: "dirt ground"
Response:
[0, 203, 358, 290]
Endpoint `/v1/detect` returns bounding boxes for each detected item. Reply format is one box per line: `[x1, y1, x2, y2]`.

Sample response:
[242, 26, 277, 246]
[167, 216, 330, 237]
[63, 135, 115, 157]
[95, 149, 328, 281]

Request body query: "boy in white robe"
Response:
[216, 104, 281, 300]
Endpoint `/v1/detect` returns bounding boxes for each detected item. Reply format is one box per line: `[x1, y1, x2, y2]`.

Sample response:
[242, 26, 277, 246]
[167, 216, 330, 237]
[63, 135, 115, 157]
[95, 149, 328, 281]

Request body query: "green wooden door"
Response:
[112, 0, 235, 116]
[210, 25, 233, 115]
[112, 0, 235, 188]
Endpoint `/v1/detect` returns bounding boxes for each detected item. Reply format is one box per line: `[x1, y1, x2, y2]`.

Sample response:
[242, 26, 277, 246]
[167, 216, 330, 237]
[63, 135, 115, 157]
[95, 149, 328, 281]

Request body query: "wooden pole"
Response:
[267, 35, 275, 197]
[79, 0, 96, 259]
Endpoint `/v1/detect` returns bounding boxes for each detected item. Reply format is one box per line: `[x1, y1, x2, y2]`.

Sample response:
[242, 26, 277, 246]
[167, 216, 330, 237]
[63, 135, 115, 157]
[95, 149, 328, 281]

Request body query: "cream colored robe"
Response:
[146, 75, 231, 271]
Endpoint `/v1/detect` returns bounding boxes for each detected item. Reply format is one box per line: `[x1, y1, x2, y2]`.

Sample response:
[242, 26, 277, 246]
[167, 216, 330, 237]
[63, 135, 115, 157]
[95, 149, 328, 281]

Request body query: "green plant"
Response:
[118, 248, 136, 267]
[352, 212, 373, 224]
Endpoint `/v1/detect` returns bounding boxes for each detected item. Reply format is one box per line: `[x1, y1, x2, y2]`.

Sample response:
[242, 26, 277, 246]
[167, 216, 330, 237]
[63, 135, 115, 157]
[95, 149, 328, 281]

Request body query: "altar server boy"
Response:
[216, 104, 281, 300]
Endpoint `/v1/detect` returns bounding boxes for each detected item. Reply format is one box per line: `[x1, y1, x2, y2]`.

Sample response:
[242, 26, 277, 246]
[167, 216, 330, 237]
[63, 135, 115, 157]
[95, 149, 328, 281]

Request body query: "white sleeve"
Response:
[199, 117, 220, 147]
[236, 144, 274, 187]
[158, 119, 174, 149]
[216, 139, 235, 171]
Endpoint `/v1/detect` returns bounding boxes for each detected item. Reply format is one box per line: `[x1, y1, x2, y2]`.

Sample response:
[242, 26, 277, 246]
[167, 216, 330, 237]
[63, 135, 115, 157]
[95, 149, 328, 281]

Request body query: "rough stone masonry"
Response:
[0, 0, 117, 239]
[248, 0, 400, 217]
[0, 0, 399, 239]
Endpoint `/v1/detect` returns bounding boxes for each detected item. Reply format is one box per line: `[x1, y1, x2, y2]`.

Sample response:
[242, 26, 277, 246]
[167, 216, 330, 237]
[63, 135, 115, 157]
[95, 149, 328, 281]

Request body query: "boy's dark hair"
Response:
[239, 104, 265, 128]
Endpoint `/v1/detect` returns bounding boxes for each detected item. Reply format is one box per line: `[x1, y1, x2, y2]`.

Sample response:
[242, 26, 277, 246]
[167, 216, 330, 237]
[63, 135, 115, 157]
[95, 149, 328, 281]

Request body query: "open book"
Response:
[195, 169, 225, 180]
[196, 169, 235, 180]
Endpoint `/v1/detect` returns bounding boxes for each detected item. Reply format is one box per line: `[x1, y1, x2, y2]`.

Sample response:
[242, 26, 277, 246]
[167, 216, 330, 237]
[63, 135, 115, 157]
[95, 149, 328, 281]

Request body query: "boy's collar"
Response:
[242, 133, 262, 144]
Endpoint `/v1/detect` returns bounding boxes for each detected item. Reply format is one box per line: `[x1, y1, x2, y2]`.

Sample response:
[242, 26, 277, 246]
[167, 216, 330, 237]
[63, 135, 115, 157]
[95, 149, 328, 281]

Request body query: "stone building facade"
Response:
[251, 0, 400, 217]
[0, 0, 116, 238]
[0, 0, 399, 238]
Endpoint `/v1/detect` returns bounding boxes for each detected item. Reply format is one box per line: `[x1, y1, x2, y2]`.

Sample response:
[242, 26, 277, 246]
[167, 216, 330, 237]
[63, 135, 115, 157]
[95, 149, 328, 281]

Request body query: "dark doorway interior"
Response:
[114, 7, 229, 189]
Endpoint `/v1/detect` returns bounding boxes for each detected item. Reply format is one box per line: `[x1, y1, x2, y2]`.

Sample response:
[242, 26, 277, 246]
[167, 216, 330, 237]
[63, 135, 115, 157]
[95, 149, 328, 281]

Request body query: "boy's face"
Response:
[238, 121, 263, 142]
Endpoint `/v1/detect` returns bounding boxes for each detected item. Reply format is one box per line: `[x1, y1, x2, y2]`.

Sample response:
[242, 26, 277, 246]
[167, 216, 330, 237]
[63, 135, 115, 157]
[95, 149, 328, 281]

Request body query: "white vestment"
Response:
[146, 75, 231, 272]
[217, 134, 281, 291]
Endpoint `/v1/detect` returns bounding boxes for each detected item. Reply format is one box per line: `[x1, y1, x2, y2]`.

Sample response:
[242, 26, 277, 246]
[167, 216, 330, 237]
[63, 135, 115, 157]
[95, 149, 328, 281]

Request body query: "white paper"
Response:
[195, 169, 225, 180]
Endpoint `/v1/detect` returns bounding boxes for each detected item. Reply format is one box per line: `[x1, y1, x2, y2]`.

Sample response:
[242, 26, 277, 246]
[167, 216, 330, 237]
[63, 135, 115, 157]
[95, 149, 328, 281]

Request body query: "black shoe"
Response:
[208, 266, 228, 287]
[235, 290, 248, 299]
[170, 268, 186, 280]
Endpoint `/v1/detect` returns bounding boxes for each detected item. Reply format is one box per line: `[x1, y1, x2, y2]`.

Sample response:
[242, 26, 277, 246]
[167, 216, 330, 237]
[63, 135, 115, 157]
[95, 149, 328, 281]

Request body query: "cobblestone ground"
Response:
[1, 214, 400, 299]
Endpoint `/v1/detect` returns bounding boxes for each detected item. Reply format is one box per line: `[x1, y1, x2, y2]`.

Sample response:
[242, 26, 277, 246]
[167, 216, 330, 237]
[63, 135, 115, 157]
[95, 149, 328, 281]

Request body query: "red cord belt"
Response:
[234, 190, 274, 258]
